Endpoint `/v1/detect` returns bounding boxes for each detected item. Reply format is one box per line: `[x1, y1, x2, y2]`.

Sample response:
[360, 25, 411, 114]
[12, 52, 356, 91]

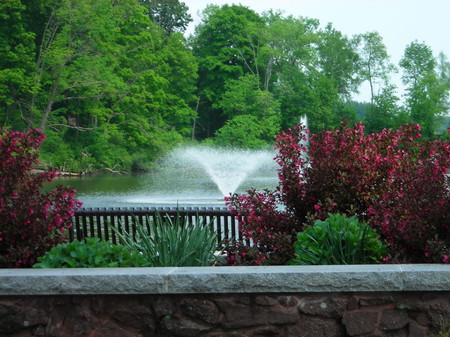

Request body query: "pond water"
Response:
[44, 164, 279, 209]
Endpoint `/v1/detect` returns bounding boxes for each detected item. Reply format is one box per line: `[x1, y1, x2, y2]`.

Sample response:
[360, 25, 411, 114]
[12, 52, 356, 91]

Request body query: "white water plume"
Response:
[172, 146, 275, 197]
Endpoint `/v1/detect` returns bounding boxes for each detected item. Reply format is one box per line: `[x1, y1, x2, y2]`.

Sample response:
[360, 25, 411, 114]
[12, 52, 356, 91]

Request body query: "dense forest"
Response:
[1, 0, 449, 172]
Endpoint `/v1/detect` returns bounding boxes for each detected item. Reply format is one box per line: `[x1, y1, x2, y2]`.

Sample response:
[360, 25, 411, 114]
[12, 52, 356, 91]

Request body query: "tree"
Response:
[4, 0, 198, 171]
[317, 23, 361, 99]
[139, 0, 192, 34]
[190, 4, 265, 138]
[355, 31, 396, 105]
[210, 115, 268, 149]
[0, 0, 36, 129]
[437, 52, 450, 114]
[364, 85, 407, 133]
[214, 74, 281, 146]
[400, 41, 449, 137]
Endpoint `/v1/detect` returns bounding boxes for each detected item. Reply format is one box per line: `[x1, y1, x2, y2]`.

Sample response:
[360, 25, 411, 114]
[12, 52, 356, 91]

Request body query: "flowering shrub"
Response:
[226, 122, 449, 264]
[0, 129, 82, 268]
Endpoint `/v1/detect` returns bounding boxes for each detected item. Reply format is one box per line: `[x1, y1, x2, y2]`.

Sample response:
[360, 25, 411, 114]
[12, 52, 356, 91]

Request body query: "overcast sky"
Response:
[183, 0, 450, 102]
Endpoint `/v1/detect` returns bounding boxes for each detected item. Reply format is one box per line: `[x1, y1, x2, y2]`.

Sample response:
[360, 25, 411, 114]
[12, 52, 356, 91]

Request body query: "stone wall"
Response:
[0, 292, 449, 336]
[0, 265, 449, 337]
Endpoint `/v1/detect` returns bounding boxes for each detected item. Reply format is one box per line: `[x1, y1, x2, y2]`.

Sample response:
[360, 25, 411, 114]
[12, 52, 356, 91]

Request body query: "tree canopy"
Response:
[1, 2, 449, 172]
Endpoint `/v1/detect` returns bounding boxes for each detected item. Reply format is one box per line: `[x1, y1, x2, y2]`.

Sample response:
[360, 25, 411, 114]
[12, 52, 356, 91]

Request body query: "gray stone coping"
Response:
[0, 265, 449, 296]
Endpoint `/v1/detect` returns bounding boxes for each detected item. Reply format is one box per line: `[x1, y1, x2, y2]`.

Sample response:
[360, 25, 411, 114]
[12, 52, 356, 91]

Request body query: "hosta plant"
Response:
[33, 237, 149, 268]
[114, 211, 219, 267]
[289, 213, 386, 265]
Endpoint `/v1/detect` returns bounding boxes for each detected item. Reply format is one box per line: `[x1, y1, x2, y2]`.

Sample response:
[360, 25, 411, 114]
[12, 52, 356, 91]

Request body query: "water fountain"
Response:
[299, 115, 309, 149]
[171, 146, 276, 197]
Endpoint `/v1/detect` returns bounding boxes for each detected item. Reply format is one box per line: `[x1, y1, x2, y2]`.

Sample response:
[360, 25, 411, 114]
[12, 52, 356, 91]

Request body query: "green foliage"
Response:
[400, 41, 449, 138]
[364, 85, 404, 133]
[113, 212, 218, 267]
[208, 115, 270, 149]
[33, 237, 149, 268]
[1, 0, 197, 172]
[191, 4, 265, 137]
[355, 31, 396, 104]
[210, 74, 281, 147]
[2, 1, 450, 170]
[317, 23, 361, 98]
[140, 0, 192, 34]
[0, 0, 36, 128]
[290, 214, 386, 265]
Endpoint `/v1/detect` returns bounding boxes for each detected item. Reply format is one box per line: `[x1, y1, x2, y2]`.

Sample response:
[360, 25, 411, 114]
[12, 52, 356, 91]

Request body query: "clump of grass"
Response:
[114, 211, 218, 267]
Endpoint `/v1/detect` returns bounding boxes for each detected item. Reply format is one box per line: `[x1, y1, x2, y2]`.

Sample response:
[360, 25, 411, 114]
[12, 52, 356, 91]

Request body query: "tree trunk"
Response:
[40, 74, 60, 131]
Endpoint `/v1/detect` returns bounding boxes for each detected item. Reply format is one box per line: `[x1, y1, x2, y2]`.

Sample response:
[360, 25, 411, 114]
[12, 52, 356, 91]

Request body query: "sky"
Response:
[182, 0, 450, 102]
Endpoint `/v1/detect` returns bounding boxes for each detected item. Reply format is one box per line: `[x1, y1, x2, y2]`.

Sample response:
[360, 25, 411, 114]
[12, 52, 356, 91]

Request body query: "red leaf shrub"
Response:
[226, 189, 299, 265]
[226, 122, 449, 265]
[0, 129, 82, 267]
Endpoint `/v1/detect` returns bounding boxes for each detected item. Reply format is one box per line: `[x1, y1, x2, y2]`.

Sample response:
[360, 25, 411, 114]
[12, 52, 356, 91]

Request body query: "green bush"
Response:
[114, 212, 218, 267]
[289, 213, 386, 265]
[33, 237, 149, 268]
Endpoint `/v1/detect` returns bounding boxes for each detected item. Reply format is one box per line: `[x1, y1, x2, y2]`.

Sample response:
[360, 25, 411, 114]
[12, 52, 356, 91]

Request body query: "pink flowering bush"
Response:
[226, 122, 450, 265]
[0, 129, 82, 268]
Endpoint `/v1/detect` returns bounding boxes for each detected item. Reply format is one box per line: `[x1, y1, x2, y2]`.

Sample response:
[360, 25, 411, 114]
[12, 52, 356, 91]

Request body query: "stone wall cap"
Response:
[0, 265, 449, 295]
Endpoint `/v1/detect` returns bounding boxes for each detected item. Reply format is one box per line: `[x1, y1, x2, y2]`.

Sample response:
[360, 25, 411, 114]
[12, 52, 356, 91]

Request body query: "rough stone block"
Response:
[429, 301, 450, 330]
[179, 298, 219, 324]
[343, 311, 379, 336]
[111, 304, 156, 332]
[278, 295, 298, 307]
[0, 303, 48, 334]
[250, 325, 280, 336]
[347, 296, 359, 311]
[359, 296, 395, 307]
[221, 303, 299, 329]
[285, 317, 343, 337]
[408, 320, 428, 337]
[380, 310, 409, 330]
[160, 316, 212, 337]
[298, 296, 347, 318]
[152, 296, 177, 318]
[255, 295, 279, 306]
[415, 313, 430, 326]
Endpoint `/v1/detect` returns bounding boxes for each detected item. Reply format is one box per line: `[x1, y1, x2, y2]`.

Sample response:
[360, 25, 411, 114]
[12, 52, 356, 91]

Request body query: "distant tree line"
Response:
[1, 0, 449, 172]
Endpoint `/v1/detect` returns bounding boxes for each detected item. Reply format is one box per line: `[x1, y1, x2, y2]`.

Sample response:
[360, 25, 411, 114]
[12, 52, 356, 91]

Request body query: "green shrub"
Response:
[114, 212, 218, 267]
[289, 213, 386, 265]
[33, 237, 149, 268]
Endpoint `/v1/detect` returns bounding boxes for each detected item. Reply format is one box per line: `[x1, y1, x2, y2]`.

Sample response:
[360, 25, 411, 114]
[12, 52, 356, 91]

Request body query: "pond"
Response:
[44, 148, 279, 208]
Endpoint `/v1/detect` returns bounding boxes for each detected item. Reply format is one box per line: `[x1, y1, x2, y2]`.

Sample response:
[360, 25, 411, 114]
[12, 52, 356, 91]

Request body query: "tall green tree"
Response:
[217, 74, 281, 144]
[2, 0, 198, 171]
[364, 85, 407, 133]
[355, 31, 396, 105]
[190, 4, 264, 138]
[139, 0, 192, 34]
[0, 0, 36, 128]
[400, 41, 449, 137]
[263, 13, 321, 129]
[317, 23, 361, 99]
